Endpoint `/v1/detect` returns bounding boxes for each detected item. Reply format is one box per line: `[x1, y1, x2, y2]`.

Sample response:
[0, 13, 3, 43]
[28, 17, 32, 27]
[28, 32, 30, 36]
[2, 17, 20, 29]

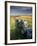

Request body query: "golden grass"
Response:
[10, 15, 32, 21]
[10, 15, 32, 32]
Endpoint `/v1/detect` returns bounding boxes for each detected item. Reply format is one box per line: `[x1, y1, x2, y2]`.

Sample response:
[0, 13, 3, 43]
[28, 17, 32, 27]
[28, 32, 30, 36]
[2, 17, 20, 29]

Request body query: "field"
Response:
[10, 15, 32, 32]
[10, 15, 32, 40]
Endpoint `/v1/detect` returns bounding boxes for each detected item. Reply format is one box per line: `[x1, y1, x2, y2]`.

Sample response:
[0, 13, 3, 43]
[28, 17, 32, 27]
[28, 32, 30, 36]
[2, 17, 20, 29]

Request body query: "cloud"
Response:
[10, 6, 32, 16]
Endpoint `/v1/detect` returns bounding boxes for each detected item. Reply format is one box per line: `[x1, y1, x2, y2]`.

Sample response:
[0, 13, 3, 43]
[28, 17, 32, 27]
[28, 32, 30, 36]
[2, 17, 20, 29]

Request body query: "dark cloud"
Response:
[10, 6, 32, 16]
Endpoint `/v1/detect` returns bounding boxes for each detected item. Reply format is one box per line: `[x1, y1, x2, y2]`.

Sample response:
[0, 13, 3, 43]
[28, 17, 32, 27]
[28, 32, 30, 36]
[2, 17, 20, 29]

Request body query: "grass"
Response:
[10, 17, 15, 32]
[10, 15, 32, 40]
[10, 15, 32, 32]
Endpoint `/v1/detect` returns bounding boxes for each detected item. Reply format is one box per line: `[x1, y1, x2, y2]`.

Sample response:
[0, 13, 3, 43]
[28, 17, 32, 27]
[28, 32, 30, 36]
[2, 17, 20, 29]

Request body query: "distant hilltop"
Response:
[10, 14, 32, 16]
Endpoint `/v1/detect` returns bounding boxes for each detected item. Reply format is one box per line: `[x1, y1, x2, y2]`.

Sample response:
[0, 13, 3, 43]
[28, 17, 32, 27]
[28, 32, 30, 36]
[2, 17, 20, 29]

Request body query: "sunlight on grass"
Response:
[10, 16, 15, 32]
[10, 15, 32, 32]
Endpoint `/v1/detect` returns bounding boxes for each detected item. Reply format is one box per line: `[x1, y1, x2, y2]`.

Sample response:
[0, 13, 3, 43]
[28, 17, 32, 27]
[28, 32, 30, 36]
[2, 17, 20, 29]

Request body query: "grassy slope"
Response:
[10, 15, 32, 32]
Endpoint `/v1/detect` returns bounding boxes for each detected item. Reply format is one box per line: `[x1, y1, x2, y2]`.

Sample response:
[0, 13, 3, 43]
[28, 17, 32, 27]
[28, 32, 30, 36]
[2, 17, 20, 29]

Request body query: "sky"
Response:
[10, 6, 32, 16]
